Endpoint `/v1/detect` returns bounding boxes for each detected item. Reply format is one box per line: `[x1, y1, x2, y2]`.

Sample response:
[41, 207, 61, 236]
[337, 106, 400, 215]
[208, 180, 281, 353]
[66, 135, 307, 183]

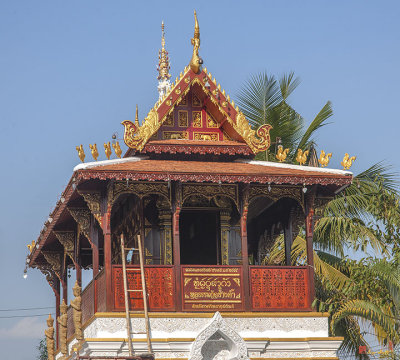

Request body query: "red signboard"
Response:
[182, 266, 243, 311]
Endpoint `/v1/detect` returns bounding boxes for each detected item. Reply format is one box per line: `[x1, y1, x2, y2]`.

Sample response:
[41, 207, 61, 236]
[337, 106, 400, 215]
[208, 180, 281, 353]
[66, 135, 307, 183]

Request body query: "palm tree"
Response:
[237, 72, 332, 161]
[266, 163, 400, 358]
[237, 72, 400, 358]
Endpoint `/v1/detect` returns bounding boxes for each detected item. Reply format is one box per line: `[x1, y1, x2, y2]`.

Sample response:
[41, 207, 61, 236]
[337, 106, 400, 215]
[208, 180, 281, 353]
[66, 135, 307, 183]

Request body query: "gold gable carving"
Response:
[122, 67, 272, 154]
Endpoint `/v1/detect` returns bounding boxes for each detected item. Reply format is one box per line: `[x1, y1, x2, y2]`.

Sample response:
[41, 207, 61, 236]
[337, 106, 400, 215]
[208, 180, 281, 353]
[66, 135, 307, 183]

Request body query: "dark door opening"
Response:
[180, 211, 219, 265]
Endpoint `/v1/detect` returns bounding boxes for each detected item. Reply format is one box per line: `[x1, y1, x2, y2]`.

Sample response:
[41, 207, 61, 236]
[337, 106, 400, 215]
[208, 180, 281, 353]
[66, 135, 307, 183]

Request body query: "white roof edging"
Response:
[73, 156, 146, 172]
[236, 159, 352, 176]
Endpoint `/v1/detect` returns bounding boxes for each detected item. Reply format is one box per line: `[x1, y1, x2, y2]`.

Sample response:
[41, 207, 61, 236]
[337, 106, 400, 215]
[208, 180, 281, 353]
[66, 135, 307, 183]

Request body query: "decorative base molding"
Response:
[63, 312, 341, 360]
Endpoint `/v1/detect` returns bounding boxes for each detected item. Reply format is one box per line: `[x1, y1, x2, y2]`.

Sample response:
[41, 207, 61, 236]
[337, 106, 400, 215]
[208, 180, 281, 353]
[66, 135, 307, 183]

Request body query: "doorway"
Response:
[180, 211, 219, 265]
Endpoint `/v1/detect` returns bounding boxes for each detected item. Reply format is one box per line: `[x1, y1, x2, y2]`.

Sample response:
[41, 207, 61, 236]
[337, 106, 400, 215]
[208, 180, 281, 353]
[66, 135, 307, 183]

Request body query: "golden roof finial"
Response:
[189, 10, 203, 74]
[135, 104, 139, 127]
[157, 21, 171, 82]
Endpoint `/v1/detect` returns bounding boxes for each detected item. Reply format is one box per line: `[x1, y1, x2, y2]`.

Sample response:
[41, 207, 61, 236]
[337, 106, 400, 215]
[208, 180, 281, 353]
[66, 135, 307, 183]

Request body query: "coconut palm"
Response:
[266, 164, 400, 358]
[237, 72, 400, 358]
[236, 72, 332, 161]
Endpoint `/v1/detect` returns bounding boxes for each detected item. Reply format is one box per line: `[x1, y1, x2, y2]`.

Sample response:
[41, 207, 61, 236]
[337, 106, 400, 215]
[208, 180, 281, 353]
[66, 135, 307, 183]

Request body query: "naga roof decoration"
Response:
[122, 12, 273, 155]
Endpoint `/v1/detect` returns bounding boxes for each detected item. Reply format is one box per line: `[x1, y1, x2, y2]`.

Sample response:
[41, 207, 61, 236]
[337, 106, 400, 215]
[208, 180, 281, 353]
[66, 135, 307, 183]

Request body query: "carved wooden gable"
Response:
[122, 66, 272, 154]
[155, 87, 232, 141]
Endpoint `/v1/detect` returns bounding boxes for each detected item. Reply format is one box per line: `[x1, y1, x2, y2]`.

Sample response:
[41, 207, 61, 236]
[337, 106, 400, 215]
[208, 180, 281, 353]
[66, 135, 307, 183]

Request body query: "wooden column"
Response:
[220, 211, 231, 265]
[305, 193, 316, 309]
[75, 229, 82, 286]
[102, 196, 113, 311]
[90, 216, 100, 278]
[284, 208, 294, 266]
[240, 184, 251, 311]
[172, 182, 182, 311]
[62, 260, 68, 304]
[54, 279, 60, 349]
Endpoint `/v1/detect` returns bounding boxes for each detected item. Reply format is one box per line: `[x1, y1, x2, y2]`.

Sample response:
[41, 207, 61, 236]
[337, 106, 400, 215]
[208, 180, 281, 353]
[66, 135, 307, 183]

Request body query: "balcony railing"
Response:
[110, 265, 311, 313]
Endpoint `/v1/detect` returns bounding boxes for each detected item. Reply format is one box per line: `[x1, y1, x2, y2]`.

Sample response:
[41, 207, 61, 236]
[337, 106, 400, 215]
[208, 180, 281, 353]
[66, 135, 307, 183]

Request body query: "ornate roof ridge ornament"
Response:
[157, 21, 171, 99]
[189, 10, 203, 74]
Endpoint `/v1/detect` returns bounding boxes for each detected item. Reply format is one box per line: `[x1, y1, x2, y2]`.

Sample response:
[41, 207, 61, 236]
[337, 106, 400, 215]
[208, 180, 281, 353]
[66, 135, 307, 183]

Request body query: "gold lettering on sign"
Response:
[182, 266, 243, 311]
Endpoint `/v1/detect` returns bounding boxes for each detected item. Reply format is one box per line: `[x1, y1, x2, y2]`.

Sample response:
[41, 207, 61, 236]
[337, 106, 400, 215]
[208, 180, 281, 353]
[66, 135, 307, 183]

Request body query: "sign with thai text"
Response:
[182, 266, 243, 311]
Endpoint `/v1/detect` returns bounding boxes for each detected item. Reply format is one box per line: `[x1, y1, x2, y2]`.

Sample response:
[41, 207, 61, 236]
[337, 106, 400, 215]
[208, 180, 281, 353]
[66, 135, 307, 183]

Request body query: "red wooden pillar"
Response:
[102, 202, 113, 311]
[172, 182, 182, 311]
[54, 279, 60, 349]
[240, 185, 251, 311]
[62, 264, 68, 304]
[305, 193, 316, 309]
[90, 217, 99, 278]
[75, 230, 82, 287]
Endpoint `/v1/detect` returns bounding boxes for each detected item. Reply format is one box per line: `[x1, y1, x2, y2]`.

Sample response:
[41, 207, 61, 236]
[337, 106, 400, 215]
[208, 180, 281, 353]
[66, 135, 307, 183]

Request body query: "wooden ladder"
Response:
[120, 233, 153, 357]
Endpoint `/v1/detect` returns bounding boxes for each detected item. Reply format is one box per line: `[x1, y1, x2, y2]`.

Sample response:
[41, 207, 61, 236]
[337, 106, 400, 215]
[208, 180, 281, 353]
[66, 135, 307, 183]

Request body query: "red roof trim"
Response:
[76, 169, 351, 186]
[142, 141, 253, 156]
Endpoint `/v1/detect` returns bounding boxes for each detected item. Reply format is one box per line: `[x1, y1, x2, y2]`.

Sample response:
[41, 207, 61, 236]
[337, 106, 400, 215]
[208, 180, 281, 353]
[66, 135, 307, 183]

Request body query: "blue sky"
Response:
[1, 1, 400, 358]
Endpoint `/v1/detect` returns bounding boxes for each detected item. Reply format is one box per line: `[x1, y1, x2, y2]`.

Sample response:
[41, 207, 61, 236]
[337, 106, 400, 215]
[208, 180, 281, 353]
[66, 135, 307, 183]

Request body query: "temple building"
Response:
[26, 11, 352, 360]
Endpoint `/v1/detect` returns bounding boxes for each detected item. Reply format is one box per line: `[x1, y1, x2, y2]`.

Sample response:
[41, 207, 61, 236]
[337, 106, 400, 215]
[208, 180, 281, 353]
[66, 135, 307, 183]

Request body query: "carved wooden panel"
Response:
[81, 280, 95, 324]
[96, 270, 106, 313]
[66, 305, 74, 340]
[113, 266, 175, 311]
[250, 266, 309, 310]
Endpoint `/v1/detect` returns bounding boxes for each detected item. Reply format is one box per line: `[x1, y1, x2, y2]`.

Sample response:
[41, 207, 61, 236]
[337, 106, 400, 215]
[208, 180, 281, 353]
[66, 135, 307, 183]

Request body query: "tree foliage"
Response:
[237, 71, 400, 359]
[36, 338, 47, 360]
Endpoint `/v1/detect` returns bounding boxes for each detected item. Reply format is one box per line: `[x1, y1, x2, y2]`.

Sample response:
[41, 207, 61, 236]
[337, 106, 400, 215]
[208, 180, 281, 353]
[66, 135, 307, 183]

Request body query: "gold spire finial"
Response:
[135, 104, 139, 126]
[157, 21, 171, 81]
[189, 10, 203, 74]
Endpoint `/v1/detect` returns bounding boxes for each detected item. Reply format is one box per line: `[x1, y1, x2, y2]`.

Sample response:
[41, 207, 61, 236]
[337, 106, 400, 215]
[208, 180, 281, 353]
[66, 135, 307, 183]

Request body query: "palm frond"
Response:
[314, 216, 387, 256]
[355, 162, 399, 192]
[279, 71, 301, 101]
[295, 101, 333, 153]
[331, 299, 395, 339]
[370, 260, 400, 308]
[236, 72, 282, 128]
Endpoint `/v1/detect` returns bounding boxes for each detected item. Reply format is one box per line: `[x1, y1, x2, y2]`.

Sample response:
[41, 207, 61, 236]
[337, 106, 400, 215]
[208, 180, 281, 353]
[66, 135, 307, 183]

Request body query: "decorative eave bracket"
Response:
[68, 208, 91, 240]
[78, 191, 102, 227]
[53, 231, 77, 268]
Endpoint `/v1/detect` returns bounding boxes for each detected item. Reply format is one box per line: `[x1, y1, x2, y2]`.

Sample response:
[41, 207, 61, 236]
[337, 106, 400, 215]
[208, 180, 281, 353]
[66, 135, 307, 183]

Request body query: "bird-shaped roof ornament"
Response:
[276, 145, 289, 163]
[318, 150, 332, 168]
[89, 144, 99, 161]
[296, 149, 309, 165]
[104, 142, 112, 160]
[341, 153, 356, 170]
[76, 145, 85, 163]
[112, 141, 122, 158]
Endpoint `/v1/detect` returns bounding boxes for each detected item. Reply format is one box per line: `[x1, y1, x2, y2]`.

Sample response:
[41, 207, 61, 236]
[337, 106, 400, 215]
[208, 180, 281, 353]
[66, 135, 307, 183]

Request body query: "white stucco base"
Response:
[61, 312, 342, 360]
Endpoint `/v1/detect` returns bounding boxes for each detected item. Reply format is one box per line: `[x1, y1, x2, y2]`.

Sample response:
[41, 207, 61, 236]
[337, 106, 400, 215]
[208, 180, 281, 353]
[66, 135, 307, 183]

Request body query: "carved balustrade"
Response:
[108, 264, 310, 312]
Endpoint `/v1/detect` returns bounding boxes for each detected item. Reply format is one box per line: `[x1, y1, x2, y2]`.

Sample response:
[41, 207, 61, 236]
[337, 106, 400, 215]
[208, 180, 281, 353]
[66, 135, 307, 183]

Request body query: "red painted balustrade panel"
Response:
[82, 279, 95, 323]
[66, 305, 74, 340]
[250, 266, 309, 310]
[113, 266, 175, 311]
[96, 270, 106, 312]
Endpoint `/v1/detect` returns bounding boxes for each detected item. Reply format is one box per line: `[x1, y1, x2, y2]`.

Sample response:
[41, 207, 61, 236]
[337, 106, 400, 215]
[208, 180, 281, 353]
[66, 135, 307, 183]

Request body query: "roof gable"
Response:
[122, 66, 272, 154]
